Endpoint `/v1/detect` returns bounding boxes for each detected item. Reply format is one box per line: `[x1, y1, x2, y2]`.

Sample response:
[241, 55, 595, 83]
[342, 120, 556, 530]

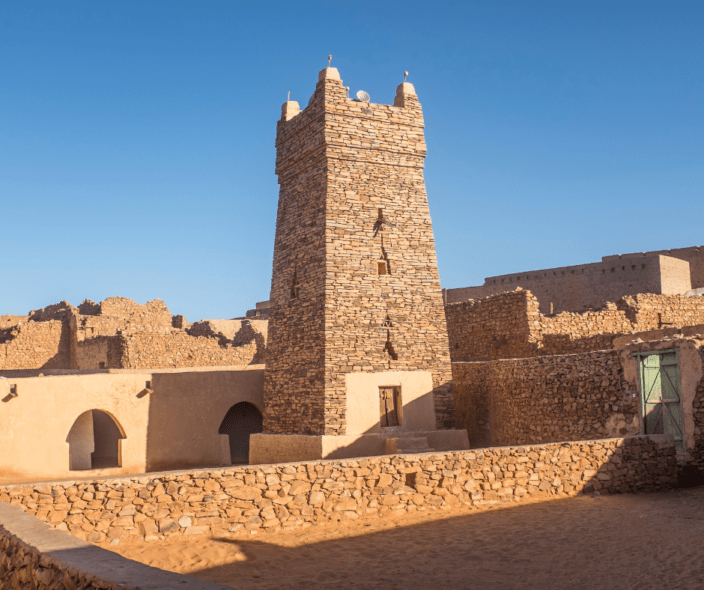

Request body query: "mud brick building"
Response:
[254, 66, 466, 462]
[447, 247, 703, 314]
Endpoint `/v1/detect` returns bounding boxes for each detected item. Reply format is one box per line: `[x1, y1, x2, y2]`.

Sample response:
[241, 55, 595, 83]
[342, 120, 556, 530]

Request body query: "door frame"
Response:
[633, 348, 685, 452]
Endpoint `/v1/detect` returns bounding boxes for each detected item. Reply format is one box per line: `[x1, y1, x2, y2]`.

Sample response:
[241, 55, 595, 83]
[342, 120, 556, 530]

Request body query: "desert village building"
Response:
[2, 64, 704, 491]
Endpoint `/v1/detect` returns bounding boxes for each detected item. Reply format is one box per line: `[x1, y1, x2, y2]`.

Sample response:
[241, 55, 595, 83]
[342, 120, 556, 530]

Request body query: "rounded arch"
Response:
[218, 402, 263, 464]
[66, 410, 125, 471]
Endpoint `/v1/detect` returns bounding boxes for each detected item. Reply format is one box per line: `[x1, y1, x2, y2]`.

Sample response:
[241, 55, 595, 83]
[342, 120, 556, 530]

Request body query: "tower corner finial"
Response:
[394, 73, 417, 107]
[328, 55, 332, 67]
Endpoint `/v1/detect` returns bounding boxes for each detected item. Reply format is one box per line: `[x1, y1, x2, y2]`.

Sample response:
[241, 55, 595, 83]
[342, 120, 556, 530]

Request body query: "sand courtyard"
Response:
[101, 485, 704, 590]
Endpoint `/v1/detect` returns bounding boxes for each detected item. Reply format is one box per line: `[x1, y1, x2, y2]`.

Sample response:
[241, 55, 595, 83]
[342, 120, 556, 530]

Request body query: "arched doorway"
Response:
[218, 402, 263, 464]
[67, 410, 124, 470]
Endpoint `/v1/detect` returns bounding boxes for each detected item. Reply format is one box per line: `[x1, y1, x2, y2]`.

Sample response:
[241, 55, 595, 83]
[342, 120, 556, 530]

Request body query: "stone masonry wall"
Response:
[0, 436, 676, 544]
[688, 345, 704, 472]
[0, 297, 265, 371]
[0, 501, 223, 590]
[453, 349, 639, 448]
[264, 68, 453, 435]
[445, 290, 538, 362]
[0, 321, 71, 371]
[118, 333, 258, 369]
[447, 289, 704, 363]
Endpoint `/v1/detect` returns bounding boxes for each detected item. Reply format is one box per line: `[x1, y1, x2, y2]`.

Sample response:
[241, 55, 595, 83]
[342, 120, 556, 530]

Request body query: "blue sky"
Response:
[1, 1, 702, 320]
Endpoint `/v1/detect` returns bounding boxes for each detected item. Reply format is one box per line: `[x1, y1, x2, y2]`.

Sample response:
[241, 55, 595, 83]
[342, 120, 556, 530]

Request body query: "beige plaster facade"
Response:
[345, 370, 436, 435]
[0, 366, 264, 483]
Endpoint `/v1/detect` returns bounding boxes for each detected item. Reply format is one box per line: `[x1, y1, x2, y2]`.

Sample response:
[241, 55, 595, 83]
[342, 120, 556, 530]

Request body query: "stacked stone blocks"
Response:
[264, 67, 453, 436]
[0, 436, 677, 543]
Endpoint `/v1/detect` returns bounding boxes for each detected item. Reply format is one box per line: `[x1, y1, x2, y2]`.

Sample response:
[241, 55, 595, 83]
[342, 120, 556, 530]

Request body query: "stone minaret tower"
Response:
[252, 65, 464, 462]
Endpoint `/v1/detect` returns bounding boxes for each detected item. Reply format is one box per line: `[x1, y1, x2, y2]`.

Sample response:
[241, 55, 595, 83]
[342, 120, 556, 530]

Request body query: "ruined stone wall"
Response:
[264, 68, 453, 436]
[448, 251, 695, 314]
[0, 315, 26, 330]
[118, 333, 257, 369]
[453, 350, 640, 448]
[447, 289, 704, 362]
[0, 436, 676, 543]
[537, 302, 635, 355]
[627, 293, 704, 331]
[445, 290, 538, 362]
[0, 321, 71, 371]
[1, 297, 266, 371]
[98, 297, 173, 328]
[74, 336, 126, 370]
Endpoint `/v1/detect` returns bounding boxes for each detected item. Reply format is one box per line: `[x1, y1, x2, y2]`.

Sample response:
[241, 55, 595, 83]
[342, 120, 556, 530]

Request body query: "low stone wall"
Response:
[452, 350, 639, 448]
[0, 501, 224, 589]
[0, 436, 676, 544]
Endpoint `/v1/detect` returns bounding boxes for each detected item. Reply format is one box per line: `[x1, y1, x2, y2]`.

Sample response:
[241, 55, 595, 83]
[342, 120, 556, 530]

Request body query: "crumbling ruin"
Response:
[0, 296, 267, 371]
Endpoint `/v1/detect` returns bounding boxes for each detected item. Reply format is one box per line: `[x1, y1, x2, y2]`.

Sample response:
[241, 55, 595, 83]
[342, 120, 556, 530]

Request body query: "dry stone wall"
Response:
[264, 68, 453, 436]
[0, 436, 676, 544]
[445, 290, 538, 362]
[447, 289, 704, 363]
[0, 297, 266, 372]
[688, 345, 704, 471]
[0, 321, 70, 371]
[118, 332, 258, 369]
[453, 349, 639, 448]
[0, 501, 224, 590]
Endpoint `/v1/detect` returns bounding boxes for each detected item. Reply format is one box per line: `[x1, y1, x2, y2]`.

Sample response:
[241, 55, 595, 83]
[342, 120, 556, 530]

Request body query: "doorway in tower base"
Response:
[219, 402, 263, 464]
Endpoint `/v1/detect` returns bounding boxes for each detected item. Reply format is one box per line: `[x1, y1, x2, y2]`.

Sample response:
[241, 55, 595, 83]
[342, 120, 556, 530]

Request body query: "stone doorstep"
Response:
[384, 436, 432, 454]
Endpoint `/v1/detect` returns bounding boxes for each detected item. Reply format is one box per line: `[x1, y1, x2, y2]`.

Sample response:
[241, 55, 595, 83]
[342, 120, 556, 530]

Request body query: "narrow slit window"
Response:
[384, 330, 398, 360]
[290, 271, 300, 299]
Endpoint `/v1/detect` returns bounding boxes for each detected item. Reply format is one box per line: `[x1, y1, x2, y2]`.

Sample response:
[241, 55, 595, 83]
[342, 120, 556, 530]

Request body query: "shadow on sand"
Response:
[174, 486, 704, 590]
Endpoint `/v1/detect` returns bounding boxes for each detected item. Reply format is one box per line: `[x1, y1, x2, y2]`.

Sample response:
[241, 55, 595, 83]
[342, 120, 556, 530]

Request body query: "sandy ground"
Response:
[105, 487, 704, 590]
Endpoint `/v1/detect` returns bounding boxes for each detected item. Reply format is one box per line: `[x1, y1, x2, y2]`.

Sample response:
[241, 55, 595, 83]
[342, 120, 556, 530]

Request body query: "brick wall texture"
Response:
[263, 68, 453, 435]
[446, 289, 704, 363]
[0, 436, 677, 544]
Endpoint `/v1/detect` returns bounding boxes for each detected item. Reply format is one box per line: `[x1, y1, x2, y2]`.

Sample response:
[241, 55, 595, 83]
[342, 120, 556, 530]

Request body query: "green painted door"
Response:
[637, 350, 685, 452]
